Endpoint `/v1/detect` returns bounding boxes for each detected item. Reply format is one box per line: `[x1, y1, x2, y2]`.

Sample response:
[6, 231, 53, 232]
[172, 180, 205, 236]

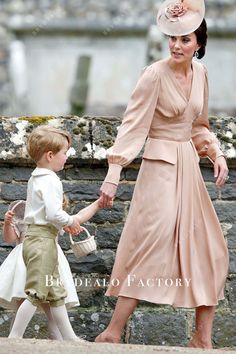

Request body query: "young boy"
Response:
[8, 126, 102, 340]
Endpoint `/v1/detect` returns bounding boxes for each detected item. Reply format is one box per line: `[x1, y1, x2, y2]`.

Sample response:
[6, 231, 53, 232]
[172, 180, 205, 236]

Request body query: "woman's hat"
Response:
[157, 0, 205, 36]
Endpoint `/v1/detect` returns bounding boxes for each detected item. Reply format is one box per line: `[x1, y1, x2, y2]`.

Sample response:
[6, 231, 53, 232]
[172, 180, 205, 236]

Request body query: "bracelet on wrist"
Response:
[215, 154, 227, 161]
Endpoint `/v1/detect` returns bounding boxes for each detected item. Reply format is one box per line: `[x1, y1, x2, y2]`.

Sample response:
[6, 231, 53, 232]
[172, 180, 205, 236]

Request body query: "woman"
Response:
[96, 0, 229, 349]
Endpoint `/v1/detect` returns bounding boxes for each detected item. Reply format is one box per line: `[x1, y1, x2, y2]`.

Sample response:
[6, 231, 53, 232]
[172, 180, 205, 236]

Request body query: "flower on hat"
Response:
[157, 0, 205, 35]
[165, 1, 188, 22]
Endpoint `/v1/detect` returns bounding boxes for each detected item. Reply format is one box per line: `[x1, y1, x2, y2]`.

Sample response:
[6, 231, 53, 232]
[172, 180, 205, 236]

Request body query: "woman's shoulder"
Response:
[193, 60, 208, 75]
[140, 58, 168, 82]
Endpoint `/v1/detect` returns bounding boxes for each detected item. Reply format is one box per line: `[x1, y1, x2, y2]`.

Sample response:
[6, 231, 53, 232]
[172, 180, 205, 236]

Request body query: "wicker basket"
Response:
[69, 227, 97, 257]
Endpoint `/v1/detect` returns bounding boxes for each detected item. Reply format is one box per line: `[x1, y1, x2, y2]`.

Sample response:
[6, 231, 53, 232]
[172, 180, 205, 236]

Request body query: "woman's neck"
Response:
[168, 57, 193, 77]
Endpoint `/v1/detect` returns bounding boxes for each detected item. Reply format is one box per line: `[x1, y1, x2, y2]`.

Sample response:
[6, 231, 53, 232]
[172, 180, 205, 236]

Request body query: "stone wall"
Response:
[0, 116, 235, 348]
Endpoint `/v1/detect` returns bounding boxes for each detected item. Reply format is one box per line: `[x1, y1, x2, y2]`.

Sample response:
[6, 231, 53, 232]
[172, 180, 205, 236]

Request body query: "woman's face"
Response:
[168, 33, 200, 63]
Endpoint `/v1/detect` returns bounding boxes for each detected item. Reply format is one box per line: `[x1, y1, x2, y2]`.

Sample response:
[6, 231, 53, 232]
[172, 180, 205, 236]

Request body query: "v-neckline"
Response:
[166, 59, 195, 104]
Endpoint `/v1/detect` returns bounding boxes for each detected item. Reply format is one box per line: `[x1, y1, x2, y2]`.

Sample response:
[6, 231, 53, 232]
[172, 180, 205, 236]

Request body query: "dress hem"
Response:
[105, 292, 225, 309]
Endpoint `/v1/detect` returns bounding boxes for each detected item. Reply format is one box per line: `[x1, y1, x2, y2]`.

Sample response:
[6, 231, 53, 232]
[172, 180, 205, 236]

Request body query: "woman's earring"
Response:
[194, 51, 199, 58]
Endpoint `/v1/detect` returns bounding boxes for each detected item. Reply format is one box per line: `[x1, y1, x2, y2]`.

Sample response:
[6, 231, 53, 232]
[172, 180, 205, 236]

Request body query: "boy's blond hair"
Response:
[27, 125, 71, 162]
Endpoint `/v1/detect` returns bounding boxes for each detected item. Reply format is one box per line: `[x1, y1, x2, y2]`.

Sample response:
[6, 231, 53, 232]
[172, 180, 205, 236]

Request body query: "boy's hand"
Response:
[4, 211, 14, 225]
[98, 196, 113, 209]
[108, 199, 113, 207]
[64, 226, 79, 235]
[63, 224, 81, 235]
[63, 215, 81, 235]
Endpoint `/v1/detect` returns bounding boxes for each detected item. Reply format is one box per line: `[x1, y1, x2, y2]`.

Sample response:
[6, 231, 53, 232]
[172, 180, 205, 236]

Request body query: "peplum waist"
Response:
[143, 137, 194, 164]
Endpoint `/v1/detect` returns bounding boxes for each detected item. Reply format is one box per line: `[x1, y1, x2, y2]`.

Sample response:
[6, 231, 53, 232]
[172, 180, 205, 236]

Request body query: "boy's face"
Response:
[50, 140, 69, 172]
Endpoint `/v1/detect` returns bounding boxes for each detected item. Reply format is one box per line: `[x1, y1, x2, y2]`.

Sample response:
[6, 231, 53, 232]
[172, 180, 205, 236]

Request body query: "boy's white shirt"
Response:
[24, 167, 73, 230]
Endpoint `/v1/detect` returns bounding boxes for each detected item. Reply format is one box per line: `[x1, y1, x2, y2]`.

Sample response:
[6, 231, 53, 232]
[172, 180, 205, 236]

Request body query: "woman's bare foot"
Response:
[187, 333, 212, 349]
[95, 330, 120, 343]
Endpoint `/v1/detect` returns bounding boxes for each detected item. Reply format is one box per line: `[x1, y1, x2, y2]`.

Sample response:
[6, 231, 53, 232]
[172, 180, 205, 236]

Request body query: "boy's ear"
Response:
[45, 151, 54, 162]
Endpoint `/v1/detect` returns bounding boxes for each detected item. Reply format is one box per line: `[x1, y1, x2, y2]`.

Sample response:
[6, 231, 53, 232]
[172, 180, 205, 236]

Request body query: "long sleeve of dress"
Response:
[191, 67, 224, 162]
[104, 65, 160, 185]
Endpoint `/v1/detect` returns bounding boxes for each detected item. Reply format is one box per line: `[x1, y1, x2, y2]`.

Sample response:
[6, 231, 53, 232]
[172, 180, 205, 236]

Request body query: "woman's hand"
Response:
[99, 182, 118, 208]
[214, 156, 229, 188]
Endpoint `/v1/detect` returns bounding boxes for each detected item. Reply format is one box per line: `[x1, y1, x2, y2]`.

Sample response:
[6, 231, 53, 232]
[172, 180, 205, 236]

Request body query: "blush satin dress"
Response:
[104, 58, 229, 308]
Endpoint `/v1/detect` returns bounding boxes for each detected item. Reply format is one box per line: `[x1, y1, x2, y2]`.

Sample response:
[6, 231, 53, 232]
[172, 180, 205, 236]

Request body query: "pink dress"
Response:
[104, 58, 229, 308]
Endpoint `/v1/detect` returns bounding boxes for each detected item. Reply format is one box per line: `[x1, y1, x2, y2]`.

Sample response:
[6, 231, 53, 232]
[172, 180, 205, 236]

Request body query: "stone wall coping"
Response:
[7, 19, 147, 36]
[6, 18, 236, 37]
[0, 116, 235, 167]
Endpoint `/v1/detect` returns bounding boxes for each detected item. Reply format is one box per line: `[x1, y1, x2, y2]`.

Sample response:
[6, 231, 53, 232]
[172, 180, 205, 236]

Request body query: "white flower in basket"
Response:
[69, 226, 97, 258]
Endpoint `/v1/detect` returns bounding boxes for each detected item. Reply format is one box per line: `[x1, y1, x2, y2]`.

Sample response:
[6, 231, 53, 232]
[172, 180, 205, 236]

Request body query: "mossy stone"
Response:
[18, 116, 54, 125]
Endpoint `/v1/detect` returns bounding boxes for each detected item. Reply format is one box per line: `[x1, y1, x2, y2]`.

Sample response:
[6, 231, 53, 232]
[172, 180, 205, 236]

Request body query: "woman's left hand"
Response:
[99, 182, 117, 208]
[214, 156, 229, 188]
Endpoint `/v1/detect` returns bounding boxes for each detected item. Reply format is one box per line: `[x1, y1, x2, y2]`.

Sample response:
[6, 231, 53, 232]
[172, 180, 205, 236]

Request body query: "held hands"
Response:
[4, 211, 14, 226]
[63, 215, 81, 235]
[214, 156, 229, 188]
[99, 182, 117, 208]
[98, 196, 113, 209]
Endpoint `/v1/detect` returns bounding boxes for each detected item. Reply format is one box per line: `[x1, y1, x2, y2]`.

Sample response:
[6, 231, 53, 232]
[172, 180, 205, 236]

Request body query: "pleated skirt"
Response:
[106, 140, 229, 308]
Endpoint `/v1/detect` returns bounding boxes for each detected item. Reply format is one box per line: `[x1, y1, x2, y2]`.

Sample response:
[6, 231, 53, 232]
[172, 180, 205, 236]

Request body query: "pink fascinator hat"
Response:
[157, 0, 205, 36]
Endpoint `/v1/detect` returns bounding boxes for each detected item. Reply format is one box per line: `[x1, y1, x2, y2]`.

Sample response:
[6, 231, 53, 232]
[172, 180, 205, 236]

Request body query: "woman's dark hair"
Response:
[194, 19, 208, 59]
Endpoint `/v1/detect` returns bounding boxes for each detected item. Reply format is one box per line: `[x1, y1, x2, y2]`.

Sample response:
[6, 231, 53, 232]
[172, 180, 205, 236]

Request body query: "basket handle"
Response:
[69, 226, 91, 245]
[10, 200, 24, 213]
